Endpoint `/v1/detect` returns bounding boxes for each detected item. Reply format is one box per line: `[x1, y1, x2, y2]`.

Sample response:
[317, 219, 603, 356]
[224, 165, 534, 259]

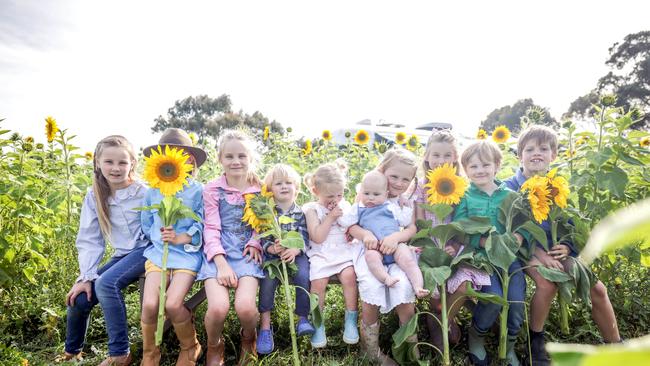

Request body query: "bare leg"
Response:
[164, 273, 195, 323]
[365, 249, 399, 287]
[590, 281, 620, 342]
[361, 302, 380, 326]
[394, 244, 429, 298]
[338, 266, 358, 311]
[141, 271, 164, 325]
[526, 259, 558, 332]
[311, 277, 329, 310]
[234, 276, 260, 337]
[204, 278, 231, 343]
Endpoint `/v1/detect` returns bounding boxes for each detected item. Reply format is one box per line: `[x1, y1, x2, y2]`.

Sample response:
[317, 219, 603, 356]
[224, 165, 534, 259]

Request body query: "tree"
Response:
[565, 31, 650, 129]
[480, 98, 557, 134]
[152, 95, 283, 143]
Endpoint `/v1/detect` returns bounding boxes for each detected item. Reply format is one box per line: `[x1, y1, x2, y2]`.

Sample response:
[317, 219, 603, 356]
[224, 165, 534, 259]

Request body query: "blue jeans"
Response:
[258, 253, 311, 317]
[65, 246, 146, 356]
[473, 259, 526, 336]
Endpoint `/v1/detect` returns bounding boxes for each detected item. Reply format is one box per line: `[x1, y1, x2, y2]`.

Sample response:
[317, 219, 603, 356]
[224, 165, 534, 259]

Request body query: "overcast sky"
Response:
[1, 0, 648, 153]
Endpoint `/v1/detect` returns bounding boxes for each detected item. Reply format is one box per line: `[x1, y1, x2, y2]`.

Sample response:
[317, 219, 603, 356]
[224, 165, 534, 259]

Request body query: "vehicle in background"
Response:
[329, 119, 453, 146]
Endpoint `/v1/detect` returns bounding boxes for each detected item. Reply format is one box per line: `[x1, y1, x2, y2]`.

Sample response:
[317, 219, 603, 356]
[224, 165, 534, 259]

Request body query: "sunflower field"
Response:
[1, 100, 649, 365]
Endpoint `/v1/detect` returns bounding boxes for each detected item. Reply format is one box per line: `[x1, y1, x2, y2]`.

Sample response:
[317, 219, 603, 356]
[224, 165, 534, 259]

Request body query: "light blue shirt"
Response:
[75, 181, 149, 282]
[142, 179, 204, 272]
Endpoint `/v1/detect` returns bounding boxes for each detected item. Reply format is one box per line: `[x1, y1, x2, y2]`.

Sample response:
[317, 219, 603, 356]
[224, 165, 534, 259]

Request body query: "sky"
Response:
[1, 0, 649, 153]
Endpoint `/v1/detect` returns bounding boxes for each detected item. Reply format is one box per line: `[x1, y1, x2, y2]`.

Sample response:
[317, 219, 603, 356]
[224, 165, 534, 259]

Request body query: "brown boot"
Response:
[140, 321, 161, 366]
[172, 317, 202, 366]
[205, 336, 225, 366]
[360, 321, 397, 366]
[237, 328, 257, 366]
[98, 353, 132, 366]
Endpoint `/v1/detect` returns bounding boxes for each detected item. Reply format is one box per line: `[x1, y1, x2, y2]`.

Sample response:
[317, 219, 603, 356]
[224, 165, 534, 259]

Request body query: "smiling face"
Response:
[270, 176, 298, 205]
[98, 146, 134, 191]
[383, 162, 416, 198]
[219, 139, 251, 179]
[360, 172, 389, 207]
[426, 141, 457, 170]
[520, 139, 557, 177]
[464, 153, 499, 190]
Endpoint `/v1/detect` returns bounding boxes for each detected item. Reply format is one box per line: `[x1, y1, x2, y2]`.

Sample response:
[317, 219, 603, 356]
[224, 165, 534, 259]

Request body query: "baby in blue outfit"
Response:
[339, 171, 428, 298]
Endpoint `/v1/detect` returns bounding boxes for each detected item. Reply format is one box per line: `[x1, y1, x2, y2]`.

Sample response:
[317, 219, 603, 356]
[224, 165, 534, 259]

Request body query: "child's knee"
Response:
[141, 298, 159, 318]
[235, 300, 258, 321]
[206, 302, 229, 321]
[534, 276, 558, 296]
[591, 281, 608, 301]
[165, 297, 186, 316]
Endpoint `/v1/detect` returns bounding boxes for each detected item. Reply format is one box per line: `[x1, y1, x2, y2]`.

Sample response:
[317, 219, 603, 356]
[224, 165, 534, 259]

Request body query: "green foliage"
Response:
[480, 98, 558, 134]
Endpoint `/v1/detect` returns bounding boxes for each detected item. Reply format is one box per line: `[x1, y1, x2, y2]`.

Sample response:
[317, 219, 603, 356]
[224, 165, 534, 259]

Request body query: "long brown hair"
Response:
[92, 135, 137, 239]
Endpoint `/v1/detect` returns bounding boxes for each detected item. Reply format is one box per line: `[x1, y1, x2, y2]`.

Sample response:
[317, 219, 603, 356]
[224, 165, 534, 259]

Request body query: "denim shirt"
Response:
[75, 181, 149, 282]
[261, 203, 310, 259]
[142, 179, 204, 271]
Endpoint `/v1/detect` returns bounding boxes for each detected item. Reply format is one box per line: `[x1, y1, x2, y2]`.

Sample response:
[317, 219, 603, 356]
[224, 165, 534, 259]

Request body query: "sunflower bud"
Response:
[600, 94, 617, 107]
[22, 142, 33, 152]
[25, 136, 34, 143]
[286, 127, 293, 133]
[345, 131, 351, 138]
[630, 107, 645, 121]
[526, 106, 545, 123]
[10, 132, 21, 142]
[36, 143, 44, 150]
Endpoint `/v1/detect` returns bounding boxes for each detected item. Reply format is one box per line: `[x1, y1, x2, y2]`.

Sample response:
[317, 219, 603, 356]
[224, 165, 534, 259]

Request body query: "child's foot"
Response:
[257, 327, 274, 355]
[415, 287, 430, 298]
[384, 276, 400, 287]
[56, 352, 83, 362]
[296, 316, 316, 337]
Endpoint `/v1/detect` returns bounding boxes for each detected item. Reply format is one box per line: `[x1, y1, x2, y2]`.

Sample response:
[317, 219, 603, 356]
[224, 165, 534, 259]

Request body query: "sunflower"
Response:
[263, 126, 270, 141]
[575, 136, 589, 146]
[521, 175, 551, 223]
[424, 163, 468, 205]
[143, 145, 193, 197]
[85, 152, 93, 160]
[25, 136, 34, 143]
[395, 132, 407, 144]
[354, 130, 370, 145]
[302, 139, 312, 155]
[242, 193, 266, 231]
[45, 116, 58, 143]
[261, 184, 274, 198]
[546, 168, 569, 209]
[492, 125, 510, 143]
[322, 130, 332, 141]
[564, 149, 575, 158]
[406, 134, 419, 151]
[640, 136, 650, 148]
[477, 129, 488, 140]
[188, 132, 198, 145]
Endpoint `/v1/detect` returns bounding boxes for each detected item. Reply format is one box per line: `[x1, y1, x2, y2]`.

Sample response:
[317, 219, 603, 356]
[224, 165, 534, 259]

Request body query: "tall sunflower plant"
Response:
[392, 164, 492, 366]
[242, 187, 322, 366]
[137, 145, 201, 345]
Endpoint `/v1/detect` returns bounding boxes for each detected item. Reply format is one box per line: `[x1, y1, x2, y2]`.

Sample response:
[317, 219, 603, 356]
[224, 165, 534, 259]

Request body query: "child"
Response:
[505, 125, 620, 366]
[414, 130, 490, 351]
[197, 129, 264, 366]
[257, 164, 315, 354]
[347, 148, 420, 364]
[453, 140, 528, 366]
[303, 161, 360, 348]
[63, 135, 148, 366]
[140, 128, 206, 365]
[339, 170, 428, 298]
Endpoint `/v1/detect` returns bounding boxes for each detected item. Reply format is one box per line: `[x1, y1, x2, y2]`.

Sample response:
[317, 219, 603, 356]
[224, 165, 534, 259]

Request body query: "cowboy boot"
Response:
[172, 317, 202, 366]
[360, 321, 397, 366]
[98, 353, 132, 366]
[205, 336, 225, 366]
[237, 328, 257, 366]
[140, 321, 161, 366]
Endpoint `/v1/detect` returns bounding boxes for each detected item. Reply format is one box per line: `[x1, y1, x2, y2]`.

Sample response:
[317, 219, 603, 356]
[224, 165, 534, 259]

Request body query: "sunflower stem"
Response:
[155, 241, 169, 345]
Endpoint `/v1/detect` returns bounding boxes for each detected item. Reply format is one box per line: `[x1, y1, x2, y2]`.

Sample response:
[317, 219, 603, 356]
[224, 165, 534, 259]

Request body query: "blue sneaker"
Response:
[310, 323, 327, 348]
[343, 310, 359, 344]
[296, 316, 316, 337]
[257, 327, 274, 355]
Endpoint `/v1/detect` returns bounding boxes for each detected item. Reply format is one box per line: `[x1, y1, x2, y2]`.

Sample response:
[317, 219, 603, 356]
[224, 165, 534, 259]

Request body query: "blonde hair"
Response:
[304, 159, 347, 196]
[376, 147, 418, 197]
[217, 129, 262, 187]
[517, 125, 558, 157]
[422, 130, 460, 173]
[264, 164, 302, 198]
[460, 140, 502, 169]
[92, 135, 137, 240]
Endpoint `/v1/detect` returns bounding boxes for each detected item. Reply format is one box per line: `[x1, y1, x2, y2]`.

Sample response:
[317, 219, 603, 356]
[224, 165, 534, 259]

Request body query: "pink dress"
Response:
[415, 179, 490, 295]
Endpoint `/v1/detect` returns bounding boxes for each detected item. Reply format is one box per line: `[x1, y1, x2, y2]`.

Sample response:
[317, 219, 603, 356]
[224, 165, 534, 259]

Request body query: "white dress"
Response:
[303, 201, 361, 281]
[352, 196, 417, 314]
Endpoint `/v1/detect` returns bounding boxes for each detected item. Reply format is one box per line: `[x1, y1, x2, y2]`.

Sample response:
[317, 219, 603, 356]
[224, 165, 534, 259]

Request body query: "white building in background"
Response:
[329, 118, 453, 146]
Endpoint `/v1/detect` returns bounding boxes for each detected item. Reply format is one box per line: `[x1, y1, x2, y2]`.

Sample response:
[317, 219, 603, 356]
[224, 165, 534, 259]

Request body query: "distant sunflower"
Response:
[354, 130, 370, 145]
[25, 136, 34, 143]
[85, 152, 93, 160]
[406, 134, 419, 151]
[302, 139, 312, 155]
[424, 163, 468, 205]
[640, 136, 650, 148]
[263, 126, 270, 141]
[575, 136, 589, 146]
[395, 132, 407, 144]
[45, 116, 58, 143]
[477, 129, 488, 140]
[564, 149, 575, 158]
[546, 168, 569, 209]
[521, 175, 551, 223]
[492, 125, 510, 144]
[188, 132, 198, 145]
[143, 145, 193, 197]
[322, 130, 332, 141]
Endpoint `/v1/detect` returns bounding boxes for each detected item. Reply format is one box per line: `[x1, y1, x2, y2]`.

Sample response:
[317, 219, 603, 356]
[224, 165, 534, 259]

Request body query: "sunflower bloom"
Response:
[322, 130, 332, 141]
[261, 184, 274, 198]
[242, 193, 265, 231]
[492, 125, 510, 143]
[143, 145, 193, 197]
[406, 134, 419, 151]
[575, 136, 589, 146]
[85, 152, 93, 160]
[45, 116, 58, 143]
[546, 168, 570, 209]
[302, 140, 312, 155]
[395, 132, 407, 144]
[641, 136, 650, 148]
[477, 129, 488, 140]
[521, 175, 551, 223]
[263, 126, 270, 141]
[354, 130, 370, 145]
[424, 163, 468, 205]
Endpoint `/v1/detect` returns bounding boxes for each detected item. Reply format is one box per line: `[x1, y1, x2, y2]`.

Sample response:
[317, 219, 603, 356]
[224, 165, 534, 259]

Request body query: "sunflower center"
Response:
[495, 131, 505, 139]
[158, 162, 180, 182]
[436, 178, 455, 196]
